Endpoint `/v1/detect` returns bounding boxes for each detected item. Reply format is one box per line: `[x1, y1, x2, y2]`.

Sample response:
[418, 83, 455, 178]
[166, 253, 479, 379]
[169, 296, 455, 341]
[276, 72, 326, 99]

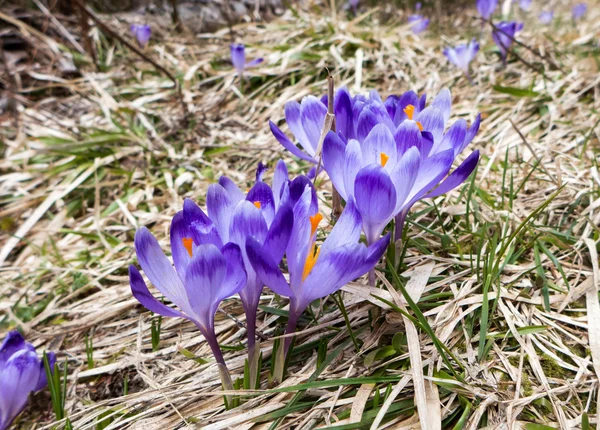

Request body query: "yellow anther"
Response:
[403, 104, 415, 120]
[310, 213, 323, 237]
[182, 238, 193, 257]
[253, 201, 262, 209]
[380, 152, 390, 167]
[302, 245, 321, 281]
[416, 121, 423, 131]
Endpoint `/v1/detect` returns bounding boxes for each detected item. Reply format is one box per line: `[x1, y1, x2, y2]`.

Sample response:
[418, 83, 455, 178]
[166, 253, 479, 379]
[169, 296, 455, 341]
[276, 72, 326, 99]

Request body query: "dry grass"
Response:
[1, 0, 600, 428]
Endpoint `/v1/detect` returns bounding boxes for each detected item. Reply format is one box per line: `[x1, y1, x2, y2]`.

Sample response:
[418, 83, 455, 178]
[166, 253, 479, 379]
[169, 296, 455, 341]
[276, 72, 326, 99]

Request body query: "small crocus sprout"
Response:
[492, 21, 524, 66]
[0, 331, 55, 430]
[538, 10, 554, 25]
[519, 0, 532, 12]
[476, 0, 498, 20]
[129, 220, 247, 392]
[572, 3, 587, 20]
[408, 3, 430, 35]
[230, 43, 264, 78]
[443, 38, 480, 80]
[130, 24, 151, 49]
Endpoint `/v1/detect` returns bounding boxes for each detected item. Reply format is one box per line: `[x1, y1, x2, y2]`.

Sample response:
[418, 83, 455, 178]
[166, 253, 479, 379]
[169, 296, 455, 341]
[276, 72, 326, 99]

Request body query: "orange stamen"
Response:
[253, 201, 262, 209]
[416, 121, 423, 131]
[302, 245, 321, 281]
[310, 213, 323, 237]
[403, 104, 415, 120]
[380, 152, 390, 167]
[182, 237, 193, 257]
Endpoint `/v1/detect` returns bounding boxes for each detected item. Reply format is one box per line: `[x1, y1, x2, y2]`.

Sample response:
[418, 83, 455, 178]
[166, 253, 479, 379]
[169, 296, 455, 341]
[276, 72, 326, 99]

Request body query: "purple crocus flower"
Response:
[246, 185, 389, 352]
[129, 216, 247, 387]
[200, 162, 296, 350]
[572, 3, 587, 20]
[348, 0, 359, 16]
[538, 10, 554, 24]
[443, 38, 480, 77]
[230, 43, 264, 77]
[0, 331, 55, 430]
[476, 0, 498, 20]
[492, 21, 524, 65]
[519, 0, 532, 11]
[408, 3, 430, 34]
[130, 24, 151, 49]
[322, 91, 480, 246]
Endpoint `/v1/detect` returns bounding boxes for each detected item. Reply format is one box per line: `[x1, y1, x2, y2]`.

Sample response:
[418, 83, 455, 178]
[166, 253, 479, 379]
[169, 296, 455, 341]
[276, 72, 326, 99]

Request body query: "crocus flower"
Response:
[572, 3, 587, 20]
[230, 43, 264, 78]
[246, 186, 390, 352]
[129, 217, 247, 387]
[519, 0, 532, 11]
[476, 0, 498, 20]
[130, 24, 151, 49]
[443, 39, 480, 78]
[348, 0, 359, 16]
[322, 96, 480, 245]
[538, 10, 554, 24]
[408, 3, 430, 34]
[492, 21, 524, 65]
[0, 331, 55, 430]
[200, 162, 297, 350]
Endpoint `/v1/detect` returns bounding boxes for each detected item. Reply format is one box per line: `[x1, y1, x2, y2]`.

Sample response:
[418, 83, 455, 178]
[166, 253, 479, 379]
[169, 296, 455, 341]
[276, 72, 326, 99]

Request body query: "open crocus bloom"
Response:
[230, 43, 264, 77]
[492, 21, 524, 65]
[130, 218, 247, 374]
[130, 24, 151, 49]
[0, 331, 55, 430]
[476, 0, 497, 19]
[246, 186, 389, 351]
[572, 3, 587, 20]
[443, 39, 480, 75]
[323, 118, 480, 244]
[408, 3, 429, 35]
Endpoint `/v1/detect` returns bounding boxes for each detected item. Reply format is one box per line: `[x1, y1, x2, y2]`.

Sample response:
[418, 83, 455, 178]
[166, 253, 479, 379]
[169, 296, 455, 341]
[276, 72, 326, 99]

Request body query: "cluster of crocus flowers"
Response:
[443, 39, 480, 81]
[407, 3, 430, 35]
[270, 87, 480, 255]
[129, 158, 387, 388]
[492, 21, 524, 65]
[0, 331, 54, 430]
[130, 24, 151, 49]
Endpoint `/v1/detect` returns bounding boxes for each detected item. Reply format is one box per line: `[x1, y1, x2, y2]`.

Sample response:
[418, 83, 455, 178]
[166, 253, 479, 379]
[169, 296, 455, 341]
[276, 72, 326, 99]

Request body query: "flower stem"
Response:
[200, 325, 234, 401]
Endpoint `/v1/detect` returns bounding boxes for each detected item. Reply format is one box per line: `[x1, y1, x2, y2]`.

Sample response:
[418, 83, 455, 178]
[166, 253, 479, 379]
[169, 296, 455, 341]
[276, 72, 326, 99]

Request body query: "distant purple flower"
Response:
[492, 21, 524, 65]
[477, 0, 498, 20]
[230, 43, 264, 77]
[130, 24, 151, 49]
[246, 186, 389, 352]
[538, 10, 554, 24]
[130, 217, 247, 384]
[348, 0, 359, 15]
[572, 3, 587, 20]
[519, 0, 532, 11]
[408, 14, 430, 34]
[443, 38, 480, 76]
[0, 331, 55, 430]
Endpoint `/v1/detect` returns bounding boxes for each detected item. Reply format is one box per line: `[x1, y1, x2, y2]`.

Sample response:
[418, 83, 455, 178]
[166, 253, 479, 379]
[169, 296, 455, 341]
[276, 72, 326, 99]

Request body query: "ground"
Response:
[1, 0, 600, 429]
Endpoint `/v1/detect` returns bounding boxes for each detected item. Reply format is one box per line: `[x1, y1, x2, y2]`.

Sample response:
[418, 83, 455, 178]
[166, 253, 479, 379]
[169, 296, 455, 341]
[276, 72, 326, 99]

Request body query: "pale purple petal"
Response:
[246, 181, 275, 227]
[461, 113, 481, 155]
[300, 96, 328, 155]
[263, 204, 294, 263]
[538, 11, 554, 24]
[519, 0, 532, 11]
[246, 57, 264, 68]
[323, 131, 348, 199]
[343, 139, 364, 199]
[286, 185, 313, 288]
[426, 150, 480, 198]
[207, 183, 234, 242]
[129, 265, 184, 318]
[390, 146, 420, 213]
[269, 120, 317, 163]
[477, 0, 498, 19]
[246, 237, 294, 297]
[218, 176, 245, 205]
[230, 43, 246, 74]
[416, 106, 445, 144]
[273, 159, 289, 209]
[434, 119, 467, 155]
[131, 24, 151, 48]
[335, 87, 354, 140]
[321, 198, 363, 254]
[432, 89, 451, 125]
[361, 123, 398, 168]
[284, 101, 312, 155]
[408, 15, 429, 34]
[183, 198, 223, 249]
[394, 120, 423, 156]
[406, 149, 454, 204]
[0, 349, 41, 428]
[572, 3, 587, 20]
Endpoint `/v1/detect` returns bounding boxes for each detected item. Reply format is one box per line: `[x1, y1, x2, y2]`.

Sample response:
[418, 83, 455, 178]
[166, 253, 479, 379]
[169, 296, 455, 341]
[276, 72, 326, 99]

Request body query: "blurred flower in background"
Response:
[538, 10, 554, 24]
[443, 38, 480, 81]
[476, 0, 498, 20]
[130, 24, 151, 49]
[492, 21, 524, 65]
[408, 3, 430, 35]
[572, 3, 587, 20]
[519, 0, 532, 12]
[230, 43, 264, 78]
